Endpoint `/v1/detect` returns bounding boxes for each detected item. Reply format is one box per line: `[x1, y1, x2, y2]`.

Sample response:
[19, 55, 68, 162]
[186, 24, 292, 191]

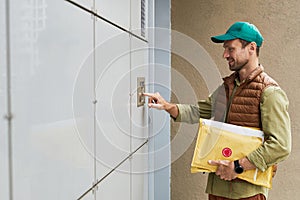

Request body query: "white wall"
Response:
[0, 1, 9, 199]
[0, 0, 172, 199]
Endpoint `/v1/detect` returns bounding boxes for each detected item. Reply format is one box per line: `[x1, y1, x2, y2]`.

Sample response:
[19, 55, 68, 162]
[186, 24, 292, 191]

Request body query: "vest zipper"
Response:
[224, 84, 238, 122]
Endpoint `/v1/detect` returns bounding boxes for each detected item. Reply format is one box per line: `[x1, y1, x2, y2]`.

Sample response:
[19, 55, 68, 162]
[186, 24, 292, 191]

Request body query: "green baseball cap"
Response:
[211, 22, 264, 47]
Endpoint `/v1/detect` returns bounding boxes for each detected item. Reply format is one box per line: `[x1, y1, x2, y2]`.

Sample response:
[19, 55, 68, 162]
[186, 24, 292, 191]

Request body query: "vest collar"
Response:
[223, 64, 264, 85]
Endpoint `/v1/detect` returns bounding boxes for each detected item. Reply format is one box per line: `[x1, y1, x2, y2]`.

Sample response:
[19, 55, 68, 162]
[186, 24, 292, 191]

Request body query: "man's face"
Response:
[223, 39, 250, 72]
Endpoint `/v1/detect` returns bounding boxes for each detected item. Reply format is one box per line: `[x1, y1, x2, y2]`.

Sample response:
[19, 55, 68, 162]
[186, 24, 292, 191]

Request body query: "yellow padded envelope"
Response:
[191, 118, 274, 189]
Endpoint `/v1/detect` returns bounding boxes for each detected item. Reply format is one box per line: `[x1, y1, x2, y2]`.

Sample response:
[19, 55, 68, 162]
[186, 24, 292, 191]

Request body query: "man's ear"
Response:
[248, 42, 257, 55]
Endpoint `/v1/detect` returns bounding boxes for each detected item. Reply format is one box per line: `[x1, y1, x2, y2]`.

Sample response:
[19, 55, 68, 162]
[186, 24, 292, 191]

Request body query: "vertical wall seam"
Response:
[129, 1, 133, 199]
[147, 0, 155, 199]
[5, 0, 13, 199]
[92, 0, 97, 199]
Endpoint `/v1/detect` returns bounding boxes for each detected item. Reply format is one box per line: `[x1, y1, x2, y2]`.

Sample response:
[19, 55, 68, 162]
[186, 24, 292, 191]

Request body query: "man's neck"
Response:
[238, 60, 259, 82]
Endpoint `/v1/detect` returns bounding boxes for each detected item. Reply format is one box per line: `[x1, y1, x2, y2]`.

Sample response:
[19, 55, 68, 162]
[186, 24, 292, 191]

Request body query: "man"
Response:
[144, 22, 291, 200]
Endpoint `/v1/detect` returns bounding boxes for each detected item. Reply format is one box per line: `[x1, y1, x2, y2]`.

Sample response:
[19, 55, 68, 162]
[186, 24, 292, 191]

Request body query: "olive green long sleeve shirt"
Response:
[175, 85, 291, 199]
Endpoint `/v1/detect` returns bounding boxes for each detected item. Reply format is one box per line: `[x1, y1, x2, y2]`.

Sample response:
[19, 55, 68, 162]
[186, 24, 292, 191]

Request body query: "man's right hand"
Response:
[143, 92, 179, 118]
[143, 92, 166, 110]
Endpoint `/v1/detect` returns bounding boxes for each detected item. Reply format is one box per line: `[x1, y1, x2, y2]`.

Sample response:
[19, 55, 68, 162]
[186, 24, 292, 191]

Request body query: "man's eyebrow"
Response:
[223, 42, 229, 48]
[223, 43, 234, 49]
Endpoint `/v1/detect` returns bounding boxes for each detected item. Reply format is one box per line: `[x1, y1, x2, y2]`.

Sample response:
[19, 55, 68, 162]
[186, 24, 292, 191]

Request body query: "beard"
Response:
[228, 58, 249, 72]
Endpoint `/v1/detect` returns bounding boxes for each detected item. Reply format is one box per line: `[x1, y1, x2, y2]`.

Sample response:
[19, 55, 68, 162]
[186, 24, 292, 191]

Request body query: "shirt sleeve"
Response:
[174, 90, 217, 123]
[247, 86, 292, 171]
[174, 99, 212, 124]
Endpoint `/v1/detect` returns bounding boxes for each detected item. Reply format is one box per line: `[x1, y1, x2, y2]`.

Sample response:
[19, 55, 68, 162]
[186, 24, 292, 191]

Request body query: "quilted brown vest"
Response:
[213, 65, 278, 128]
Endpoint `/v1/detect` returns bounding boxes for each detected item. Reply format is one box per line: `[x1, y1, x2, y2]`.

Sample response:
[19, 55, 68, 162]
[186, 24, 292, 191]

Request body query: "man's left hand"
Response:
[208, 160, 237, 181]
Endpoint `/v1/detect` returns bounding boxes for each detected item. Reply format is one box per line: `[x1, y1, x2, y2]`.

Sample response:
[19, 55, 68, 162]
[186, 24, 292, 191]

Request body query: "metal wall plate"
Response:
[137, 77, 145, 107]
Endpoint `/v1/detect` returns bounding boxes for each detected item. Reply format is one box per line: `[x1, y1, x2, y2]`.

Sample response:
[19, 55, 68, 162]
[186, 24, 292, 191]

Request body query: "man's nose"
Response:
[223, 50, 229, 59]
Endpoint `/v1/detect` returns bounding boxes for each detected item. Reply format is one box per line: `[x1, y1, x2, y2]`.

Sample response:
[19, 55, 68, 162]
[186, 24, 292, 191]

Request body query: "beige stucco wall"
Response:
[171, 1, 300, 200]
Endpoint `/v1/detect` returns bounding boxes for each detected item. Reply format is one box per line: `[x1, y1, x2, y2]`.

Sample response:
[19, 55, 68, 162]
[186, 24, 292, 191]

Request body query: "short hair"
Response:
[239, 39, 260, 57]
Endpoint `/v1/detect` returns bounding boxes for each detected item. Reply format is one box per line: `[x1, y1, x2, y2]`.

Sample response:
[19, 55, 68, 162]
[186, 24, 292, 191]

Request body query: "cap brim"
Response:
[211, 34, 237, 43]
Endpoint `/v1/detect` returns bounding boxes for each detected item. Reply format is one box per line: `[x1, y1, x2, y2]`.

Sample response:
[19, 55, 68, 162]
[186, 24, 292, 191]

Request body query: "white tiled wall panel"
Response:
[1, 0, 152, 199]
[7, 0, 94, 199]
[130, 37, 148, 150]
[130, 37, 149, 200]
[95, 159, 131, 199]
[131, 144, 149, 200]
[0, 1, 9, 199]
[95, 21, 131, 170]
[96, 0, 130, 30]
[72, 0, 94, 9]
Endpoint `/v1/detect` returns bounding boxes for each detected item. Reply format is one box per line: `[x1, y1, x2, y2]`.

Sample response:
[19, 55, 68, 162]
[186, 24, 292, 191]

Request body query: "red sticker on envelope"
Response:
[222, 147, 232, 157]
